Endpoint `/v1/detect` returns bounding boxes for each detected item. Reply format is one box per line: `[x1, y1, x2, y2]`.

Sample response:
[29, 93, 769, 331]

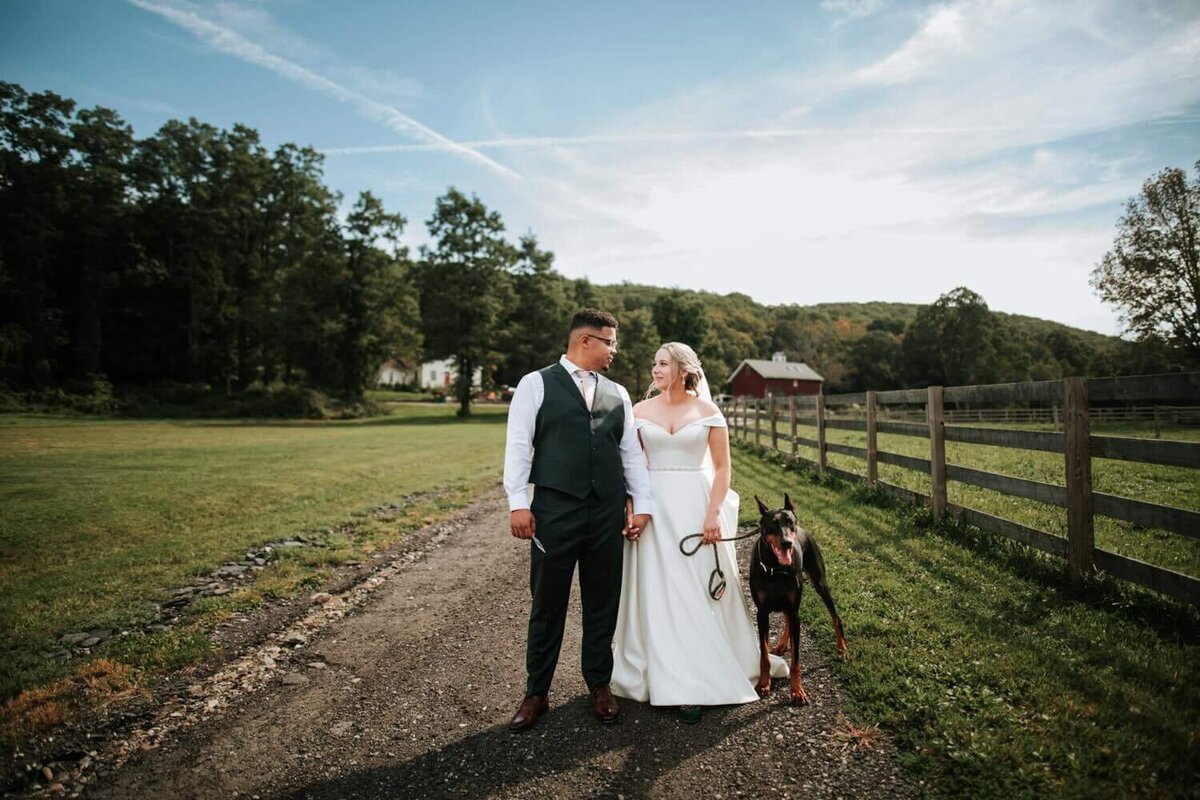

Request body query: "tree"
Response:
[263, 143, 342, 385]
[849, 330, 902, 391]
[418, 188, 515, 416]
[903, 287, 1002, 387]
[1091, 161, 1199, 357]
[0, 83, 76, 386]
[495, 234, 572, 386]
[128, 117, 223, 385]
[333, 192, 419, 398]
[652, 289, 709, 348]
[603, 306, 659, 398]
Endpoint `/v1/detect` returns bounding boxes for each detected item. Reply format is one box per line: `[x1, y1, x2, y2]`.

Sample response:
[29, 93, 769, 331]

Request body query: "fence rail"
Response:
[720, 372, 1200, 606]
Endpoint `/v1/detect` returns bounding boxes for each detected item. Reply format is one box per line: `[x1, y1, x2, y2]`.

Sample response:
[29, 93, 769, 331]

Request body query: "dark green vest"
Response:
[529, 363, 626, 500]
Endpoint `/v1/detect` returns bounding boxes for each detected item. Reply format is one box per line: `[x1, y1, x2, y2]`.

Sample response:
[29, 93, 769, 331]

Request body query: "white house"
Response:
[418, 357, 483, 390]
[378, 357, 484, 390]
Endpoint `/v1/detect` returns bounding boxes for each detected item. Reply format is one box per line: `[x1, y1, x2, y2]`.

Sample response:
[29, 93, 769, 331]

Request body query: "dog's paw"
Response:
[755, 682, 771, 698]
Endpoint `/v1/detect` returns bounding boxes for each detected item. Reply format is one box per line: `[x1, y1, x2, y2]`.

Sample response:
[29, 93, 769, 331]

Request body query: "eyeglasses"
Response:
[585, 334, 618, 351]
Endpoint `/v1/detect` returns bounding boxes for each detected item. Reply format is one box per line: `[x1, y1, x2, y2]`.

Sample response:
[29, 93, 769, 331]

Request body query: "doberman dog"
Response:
[749, 493, 848, 704]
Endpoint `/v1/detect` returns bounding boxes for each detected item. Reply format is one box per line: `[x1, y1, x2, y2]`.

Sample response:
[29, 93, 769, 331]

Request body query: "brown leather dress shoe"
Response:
[509, 694, 548, 732]
[590, 684, 619, 723]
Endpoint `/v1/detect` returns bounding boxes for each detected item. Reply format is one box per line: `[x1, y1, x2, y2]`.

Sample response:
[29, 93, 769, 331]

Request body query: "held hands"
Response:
[623, 497, 638, 541]
[624, 504, 651, 541]
[511, 509, 536, 539]
[701, 509, 722, 544]
[626, 514, 651, 541]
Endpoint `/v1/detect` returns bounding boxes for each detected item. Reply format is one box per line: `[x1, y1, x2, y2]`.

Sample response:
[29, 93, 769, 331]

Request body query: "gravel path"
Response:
[84, 488, 913, 800]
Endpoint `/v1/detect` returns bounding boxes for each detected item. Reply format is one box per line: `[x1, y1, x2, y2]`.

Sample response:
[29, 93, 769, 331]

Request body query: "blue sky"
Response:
[3, 0, 1198, 335]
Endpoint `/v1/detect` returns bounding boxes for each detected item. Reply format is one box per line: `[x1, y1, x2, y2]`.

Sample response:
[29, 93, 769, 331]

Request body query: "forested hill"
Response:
[579, 283, 1165, 398]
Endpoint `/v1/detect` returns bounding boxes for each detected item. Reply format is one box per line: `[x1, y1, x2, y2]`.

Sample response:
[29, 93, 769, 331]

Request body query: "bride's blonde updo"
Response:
[645, 341, 705, 399]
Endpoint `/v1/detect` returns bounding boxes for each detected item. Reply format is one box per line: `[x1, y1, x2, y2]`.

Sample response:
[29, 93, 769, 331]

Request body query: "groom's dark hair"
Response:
[569, 308, 618, 334]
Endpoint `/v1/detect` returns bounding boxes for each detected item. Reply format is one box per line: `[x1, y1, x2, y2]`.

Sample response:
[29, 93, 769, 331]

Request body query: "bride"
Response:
[611, 342, 786, 722]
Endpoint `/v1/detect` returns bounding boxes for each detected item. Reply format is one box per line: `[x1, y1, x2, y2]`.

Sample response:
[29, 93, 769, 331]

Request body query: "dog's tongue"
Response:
[771, 542, 793, 566]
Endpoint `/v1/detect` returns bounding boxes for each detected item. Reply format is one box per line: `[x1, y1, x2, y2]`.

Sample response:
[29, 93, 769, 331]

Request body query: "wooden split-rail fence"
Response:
[718, 372, 1200, 606]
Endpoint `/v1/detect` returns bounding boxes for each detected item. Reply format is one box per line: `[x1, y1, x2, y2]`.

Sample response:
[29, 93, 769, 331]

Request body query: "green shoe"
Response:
[677, 705, 702, 724]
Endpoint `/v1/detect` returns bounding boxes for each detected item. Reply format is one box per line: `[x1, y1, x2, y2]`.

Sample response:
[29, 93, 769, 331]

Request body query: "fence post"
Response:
[816, 394, 827, 475]
[754, 398, 762, 447]
[1064, 377, 1094, 576]
[769, 394, 778, 451]
[789, 395, 798, 458]
[927, 386, 947, 520]
[866, 390, 878, 486]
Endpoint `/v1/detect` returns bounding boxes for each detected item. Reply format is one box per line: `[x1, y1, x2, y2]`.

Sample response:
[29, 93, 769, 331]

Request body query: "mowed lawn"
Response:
[742, 420, 1200, 578]
[731, 445, 1199, 799]
[0, 405, 507, 700]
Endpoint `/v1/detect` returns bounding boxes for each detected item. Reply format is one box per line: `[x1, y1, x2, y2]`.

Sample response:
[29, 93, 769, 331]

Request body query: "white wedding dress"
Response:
[610, 413, 787, 706]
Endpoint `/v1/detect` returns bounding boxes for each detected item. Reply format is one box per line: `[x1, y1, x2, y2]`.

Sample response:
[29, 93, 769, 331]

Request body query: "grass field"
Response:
[731, 442, 1199, 799]
[0, 405, 507, 710]
[4, 404, 1197, 797]
[737, 419, 1200, 579]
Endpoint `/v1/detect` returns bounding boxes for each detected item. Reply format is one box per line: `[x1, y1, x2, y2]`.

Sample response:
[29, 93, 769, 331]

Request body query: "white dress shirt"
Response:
[504, 355, 653, 516]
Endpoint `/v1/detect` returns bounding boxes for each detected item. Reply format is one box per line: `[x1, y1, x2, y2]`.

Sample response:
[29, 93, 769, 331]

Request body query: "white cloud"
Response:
[464, 0, 1199, 335]
[853, 3, 966, 86]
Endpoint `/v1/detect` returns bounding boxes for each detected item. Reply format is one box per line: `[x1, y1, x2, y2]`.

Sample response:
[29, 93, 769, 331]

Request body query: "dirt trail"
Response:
[82, 488, 912, 799]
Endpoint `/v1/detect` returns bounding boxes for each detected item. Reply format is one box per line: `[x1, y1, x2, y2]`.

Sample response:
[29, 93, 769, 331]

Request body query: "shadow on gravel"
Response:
[280, 691, 779, 800]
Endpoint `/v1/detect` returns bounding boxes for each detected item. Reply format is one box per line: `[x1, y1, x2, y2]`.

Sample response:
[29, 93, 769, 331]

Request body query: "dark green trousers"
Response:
[525, 486, 625, 697]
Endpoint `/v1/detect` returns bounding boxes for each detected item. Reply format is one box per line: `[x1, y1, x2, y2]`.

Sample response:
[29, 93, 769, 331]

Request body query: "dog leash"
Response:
[678, 530, 760, 601]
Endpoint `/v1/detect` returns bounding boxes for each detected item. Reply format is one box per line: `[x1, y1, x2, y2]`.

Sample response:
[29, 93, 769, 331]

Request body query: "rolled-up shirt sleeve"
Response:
[617, 385, 654, 517]
[503, 372, 543, 511]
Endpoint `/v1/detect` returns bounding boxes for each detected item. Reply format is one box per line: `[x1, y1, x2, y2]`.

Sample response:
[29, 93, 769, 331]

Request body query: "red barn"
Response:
[727, 354, 824, 398]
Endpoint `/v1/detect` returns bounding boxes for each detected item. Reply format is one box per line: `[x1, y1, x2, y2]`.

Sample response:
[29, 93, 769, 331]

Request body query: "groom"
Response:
[503, 308, 653, 731]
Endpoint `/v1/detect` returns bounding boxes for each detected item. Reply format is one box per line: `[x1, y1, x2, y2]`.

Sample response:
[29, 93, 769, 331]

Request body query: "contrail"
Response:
[127, 0, 519, 180]
[317, 125, 1040, 155]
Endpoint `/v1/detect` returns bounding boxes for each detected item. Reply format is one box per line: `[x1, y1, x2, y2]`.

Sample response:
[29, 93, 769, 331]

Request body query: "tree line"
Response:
[2, 83, 1194, 416]
[1, 82, 420, 403]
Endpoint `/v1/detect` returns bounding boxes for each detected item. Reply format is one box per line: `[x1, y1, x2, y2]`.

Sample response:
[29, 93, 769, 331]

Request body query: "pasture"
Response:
[0, 406, 507, 705]
[807, 421, 1200, 578]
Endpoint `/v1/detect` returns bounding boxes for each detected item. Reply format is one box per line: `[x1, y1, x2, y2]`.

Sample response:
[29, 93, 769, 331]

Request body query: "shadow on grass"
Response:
[280, 696, 770, 799]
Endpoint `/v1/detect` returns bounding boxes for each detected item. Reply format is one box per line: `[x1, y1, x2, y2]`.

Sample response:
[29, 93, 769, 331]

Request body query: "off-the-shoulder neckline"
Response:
[635, 413, 724, 436]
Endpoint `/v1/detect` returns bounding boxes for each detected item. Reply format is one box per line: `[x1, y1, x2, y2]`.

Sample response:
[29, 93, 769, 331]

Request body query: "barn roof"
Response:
[728, 359, 825, 384]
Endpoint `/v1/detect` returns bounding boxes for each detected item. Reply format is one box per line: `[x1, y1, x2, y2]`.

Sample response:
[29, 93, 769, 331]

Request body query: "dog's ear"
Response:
[755, 495, 770, 516]
[784, 493, 794, 513]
